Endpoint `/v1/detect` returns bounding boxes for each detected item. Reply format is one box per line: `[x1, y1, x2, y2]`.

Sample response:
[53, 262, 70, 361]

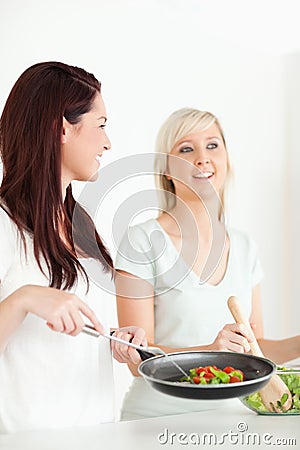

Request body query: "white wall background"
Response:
[1, 0, 299, 418]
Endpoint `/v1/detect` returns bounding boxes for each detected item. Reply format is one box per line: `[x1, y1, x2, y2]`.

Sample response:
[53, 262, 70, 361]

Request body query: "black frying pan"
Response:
[82, 326, 276, 400]
[138, 351, 276, 400]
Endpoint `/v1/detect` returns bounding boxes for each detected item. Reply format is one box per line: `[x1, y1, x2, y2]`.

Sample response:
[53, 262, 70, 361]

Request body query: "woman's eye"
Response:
[99, 124, 106, 129]
[207, 142, 217, 150]
[179, 146, 193, 153]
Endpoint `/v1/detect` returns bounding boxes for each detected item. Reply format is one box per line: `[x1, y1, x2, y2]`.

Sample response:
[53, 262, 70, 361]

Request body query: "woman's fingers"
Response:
[123, 326, 147, 347]
[61, 314, 76, 334]
[43, 292, 103, 336]
[63, 310, 85, 336]
[46, 316, 65, 333]
[226, 340, 248, 353]
[224, 323, 253, 341]
[77, 300, 104, 334]
[111, 327, 147, 364]
[21, 285, 104, 337]
[213, 323, 253, 352]
[111, 330, 133, 363]
[235, 323, 254, 342]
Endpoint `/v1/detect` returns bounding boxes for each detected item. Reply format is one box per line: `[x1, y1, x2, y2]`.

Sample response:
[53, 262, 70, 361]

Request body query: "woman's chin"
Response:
[89, 171, 99, 182]
[190, 182, 220, 201]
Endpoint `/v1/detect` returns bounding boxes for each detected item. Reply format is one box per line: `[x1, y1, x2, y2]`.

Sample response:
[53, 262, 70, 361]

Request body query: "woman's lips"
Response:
[192, 171, 214, 180]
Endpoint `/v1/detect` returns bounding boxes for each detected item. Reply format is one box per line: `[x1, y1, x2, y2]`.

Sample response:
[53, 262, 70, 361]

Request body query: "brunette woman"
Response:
[0, 61, 146, 432]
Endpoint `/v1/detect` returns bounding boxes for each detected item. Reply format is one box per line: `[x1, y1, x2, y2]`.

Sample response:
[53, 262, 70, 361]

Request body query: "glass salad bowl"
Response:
[240, 367, 300, 415]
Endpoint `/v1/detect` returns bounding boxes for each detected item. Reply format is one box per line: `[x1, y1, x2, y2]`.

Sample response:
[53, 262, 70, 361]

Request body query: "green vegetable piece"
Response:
[210, 367, 230, 383]
[180, 376, 191, 382]
[280, 393, 288, 406]
[244, 367, 300, 414]
[293, 394, 300, 410]
[244, 393, 268, 412]
[230, 370, 243, 381]
[189, 369, 197, 378]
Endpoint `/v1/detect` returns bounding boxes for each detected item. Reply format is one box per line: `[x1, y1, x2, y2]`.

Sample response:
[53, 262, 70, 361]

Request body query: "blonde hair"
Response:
[154, 108, 231, 214]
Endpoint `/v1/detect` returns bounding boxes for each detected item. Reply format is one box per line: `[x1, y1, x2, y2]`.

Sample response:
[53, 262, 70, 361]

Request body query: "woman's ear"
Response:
[163, 171, 172, 181]
[61, 117, 71, 144]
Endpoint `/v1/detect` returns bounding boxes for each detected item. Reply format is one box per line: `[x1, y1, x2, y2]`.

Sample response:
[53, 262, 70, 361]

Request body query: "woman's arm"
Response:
[115, 270, 154, 375]
[250, 284, 300, 364]
[115, 270, 253, 376]
[0, 287, 28, 353]
[0, 284, 104, 353]
[0, 283, 145, 365]
[258, 336, 300, 364]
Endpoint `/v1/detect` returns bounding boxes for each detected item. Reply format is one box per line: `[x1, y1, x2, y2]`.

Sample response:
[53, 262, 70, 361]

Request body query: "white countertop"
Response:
[0, 399, 299, 450]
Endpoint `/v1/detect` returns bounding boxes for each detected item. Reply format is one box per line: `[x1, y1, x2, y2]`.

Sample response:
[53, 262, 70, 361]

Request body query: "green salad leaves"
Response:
[243, 367, 300, 414]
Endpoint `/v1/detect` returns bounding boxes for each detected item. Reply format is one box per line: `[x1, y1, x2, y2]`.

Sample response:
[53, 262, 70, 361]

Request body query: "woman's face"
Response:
[166, 123, 228, 202]
[61, 92, 111, 186]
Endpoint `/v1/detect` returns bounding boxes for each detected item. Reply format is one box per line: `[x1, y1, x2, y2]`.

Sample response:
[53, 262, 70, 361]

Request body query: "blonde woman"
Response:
[115, 108, 300, 420]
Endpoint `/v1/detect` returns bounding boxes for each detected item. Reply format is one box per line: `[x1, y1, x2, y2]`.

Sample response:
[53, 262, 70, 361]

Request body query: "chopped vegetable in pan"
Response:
[243, 367, 300, 413]
[180, 365, 244, 385]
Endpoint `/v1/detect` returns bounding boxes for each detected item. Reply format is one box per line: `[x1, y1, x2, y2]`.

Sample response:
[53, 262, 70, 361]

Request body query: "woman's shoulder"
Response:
[115, 218, 159, 275]
[129, 218, 158, 231]
[227, 226, 260, 255]
[117, 218, 159, 255]
[0, 203, 17, 232]
[0, 204, 19, 278]
[227, 226, 251, 241]
[125, 218, 158, 239]
[0, 204, 20, 246]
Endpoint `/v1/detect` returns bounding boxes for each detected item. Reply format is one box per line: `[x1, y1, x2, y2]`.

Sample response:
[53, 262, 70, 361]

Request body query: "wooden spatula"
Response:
[227, 296, 292, 412]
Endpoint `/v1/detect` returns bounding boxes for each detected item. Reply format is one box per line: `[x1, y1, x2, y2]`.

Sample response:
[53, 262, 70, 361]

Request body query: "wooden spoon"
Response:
[228, 296, 292, 412]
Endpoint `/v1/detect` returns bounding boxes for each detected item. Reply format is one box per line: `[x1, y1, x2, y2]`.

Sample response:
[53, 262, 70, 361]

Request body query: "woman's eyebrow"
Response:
[97, 116, 107, 122]
[177, 140, 192, 145]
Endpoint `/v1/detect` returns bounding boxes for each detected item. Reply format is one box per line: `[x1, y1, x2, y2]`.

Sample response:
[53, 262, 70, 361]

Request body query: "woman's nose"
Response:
[103, 131, 111, 151]
[194, 151, 210, 165]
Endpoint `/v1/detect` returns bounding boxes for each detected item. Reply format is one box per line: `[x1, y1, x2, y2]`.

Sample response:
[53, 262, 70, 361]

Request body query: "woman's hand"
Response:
[19, 284, 104, 336]
[110, 326, 147, 364]
[210, 322, 253, 353]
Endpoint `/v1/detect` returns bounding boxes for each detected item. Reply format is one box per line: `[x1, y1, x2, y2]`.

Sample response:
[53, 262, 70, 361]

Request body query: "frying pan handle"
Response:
[227, 296, 264, 357]
[83, 327, 158, 360]
[127, 335, 156, 360]
[136, 348, 156, 361]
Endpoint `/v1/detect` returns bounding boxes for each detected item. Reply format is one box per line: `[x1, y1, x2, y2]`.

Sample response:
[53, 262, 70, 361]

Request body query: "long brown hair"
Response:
[0, 61, 113, 290]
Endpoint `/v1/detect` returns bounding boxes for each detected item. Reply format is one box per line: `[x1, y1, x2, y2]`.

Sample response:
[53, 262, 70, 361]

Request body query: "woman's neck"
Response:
[158, 197, 227, 283]
[168, 197, 223, 241]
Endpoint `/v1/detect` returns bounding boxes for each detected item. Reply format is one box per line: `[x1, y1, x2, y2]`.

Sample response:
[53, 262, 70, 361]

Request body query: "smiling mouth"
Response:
[95, 155, 102, 163]
[192, 171, 214, 179]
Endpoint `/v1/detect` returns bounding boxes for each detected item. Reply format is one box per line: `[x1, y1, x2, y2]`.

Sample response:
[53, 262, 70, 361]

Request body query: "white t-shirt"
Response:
[0, 207, 115, 433]
[115, 218, 264, 419]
